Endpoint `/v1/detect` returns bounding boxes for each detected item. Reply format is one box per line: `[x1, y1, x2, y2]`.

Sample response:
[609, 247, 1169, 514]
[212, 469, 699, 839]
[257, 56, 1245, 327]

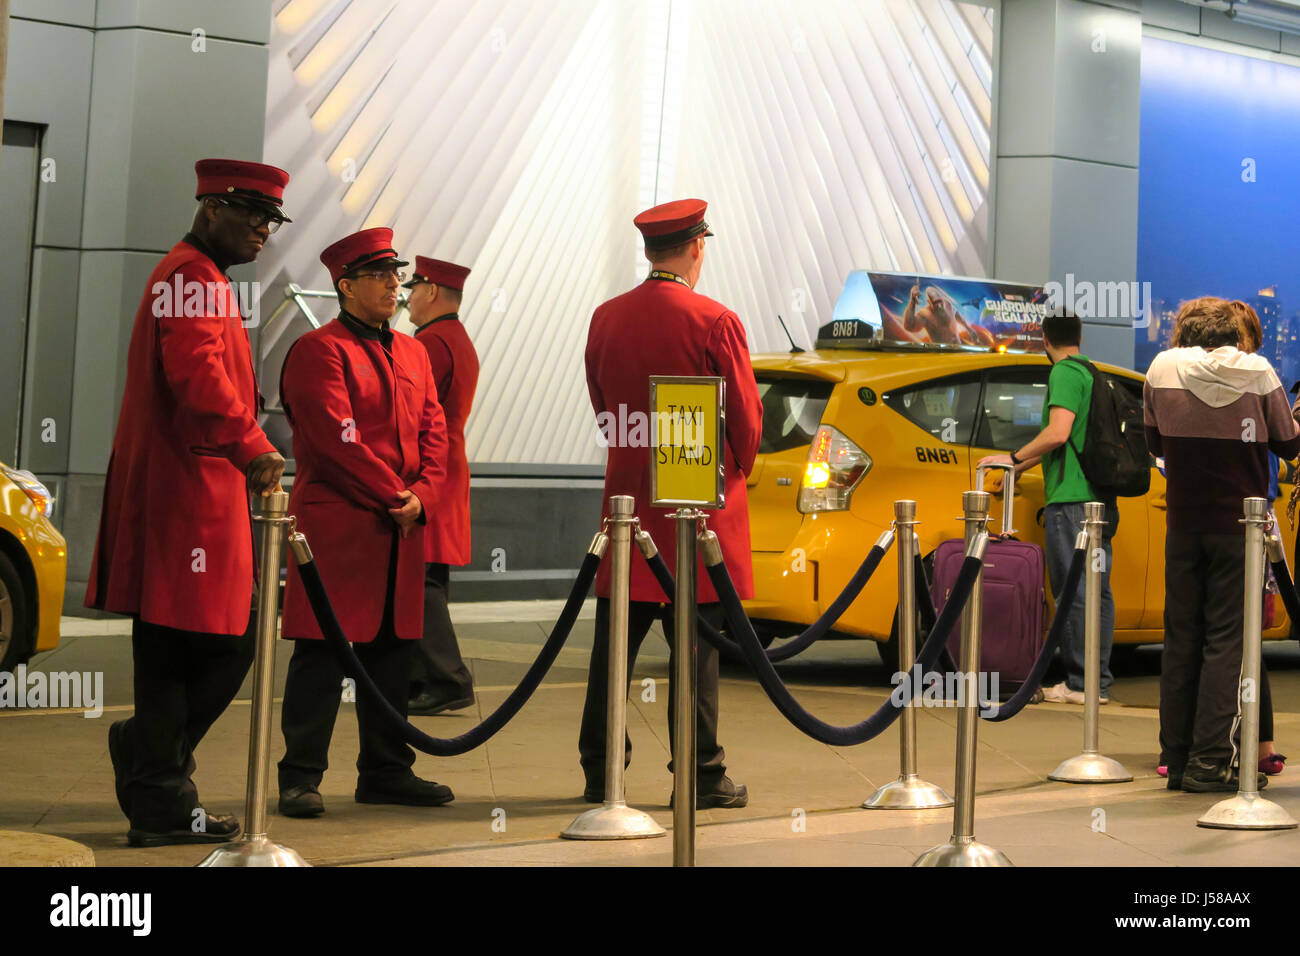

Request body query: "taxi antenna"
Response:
[776, 315, 805, 354]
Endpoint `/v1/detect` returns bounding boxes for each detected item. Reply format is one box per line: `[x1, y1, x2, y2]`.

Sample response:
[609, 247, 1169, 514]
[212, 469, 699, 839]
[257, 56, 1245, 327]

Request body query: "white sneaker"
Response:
[1042, 681, 1085, 704]
[1041, 682, 1109, 705]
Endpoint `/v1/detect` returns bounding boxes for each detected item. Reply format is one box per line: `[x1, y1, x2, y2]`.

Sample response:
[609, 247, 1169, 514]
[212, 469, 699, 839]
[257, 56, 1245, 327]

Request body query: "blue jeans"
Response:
[1044, 500, 1117, 695]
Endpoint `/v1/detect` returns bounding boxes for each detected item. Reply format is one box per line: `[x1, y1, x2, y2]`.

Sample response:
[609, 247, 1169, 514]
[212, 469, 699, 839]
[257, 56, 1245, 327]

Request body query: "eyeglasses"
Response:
[350, 269, 407, 283]
[213, 198, 286, 234]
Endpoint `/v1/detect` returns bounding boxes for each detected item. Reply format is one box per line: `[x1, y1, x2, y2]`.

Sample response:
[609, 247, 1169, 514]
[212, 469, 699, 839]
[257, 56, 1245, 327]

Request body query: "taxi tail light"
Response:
[798, 425, 871, 512]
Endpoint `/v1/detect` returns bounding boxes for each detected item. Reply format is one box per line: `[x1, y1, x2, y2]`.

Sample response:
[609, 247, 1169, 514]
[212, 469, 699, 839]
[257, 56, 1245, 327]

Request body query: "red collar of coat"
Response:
[414, 312, 459, 334]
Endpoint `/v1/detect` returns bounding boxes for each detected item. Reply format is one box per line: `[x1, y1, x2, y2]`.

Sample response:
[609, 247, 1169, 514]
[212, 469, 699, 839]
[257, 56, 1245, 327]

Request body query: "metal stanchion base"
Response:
[863, 774, 953, 810]
[913, 836, 1012, 867]
[560, 803, 666, 840]
[1197, 792, 1299, 831]
[1048, 752, 1133, 784]
[197, 835, 309, 867]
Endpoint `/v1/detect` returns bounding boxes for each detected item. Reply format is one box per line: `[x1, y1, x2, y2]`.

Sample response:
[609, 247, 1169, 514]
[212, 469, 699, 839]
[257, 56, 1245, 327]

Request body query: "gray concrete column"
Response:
[993, 0, 1142, 367]
[0, 1, 10, 148]
[72, 6, 272, 474]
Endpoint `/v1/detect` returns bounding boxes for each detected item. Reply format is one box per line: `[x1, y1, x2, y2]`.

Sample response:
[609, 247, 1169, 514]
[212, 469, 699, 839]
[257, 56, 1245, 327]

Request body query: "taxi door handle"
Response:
[1151, 495, 1167, 511]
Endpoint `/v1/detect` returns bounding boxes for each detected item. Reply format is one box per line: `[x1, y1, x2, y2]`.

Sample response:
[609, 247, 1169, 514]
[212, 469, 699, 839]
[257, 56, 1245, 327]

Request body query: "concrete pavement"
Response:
[3, 603, 1299, 867]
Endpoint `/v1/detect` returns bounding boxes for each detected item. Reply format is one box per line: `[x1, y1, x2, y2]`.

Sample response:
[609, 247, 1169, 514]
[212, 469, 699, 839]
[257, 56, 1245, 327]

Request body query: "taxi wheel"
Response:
[749, 622, 783, 650]
[881, 609, 926, 675]
[877, 630, 899, 674]
[880, 553, 937, 674]
[1108, 644, 1143, 674]
[0, 551, 31, 672]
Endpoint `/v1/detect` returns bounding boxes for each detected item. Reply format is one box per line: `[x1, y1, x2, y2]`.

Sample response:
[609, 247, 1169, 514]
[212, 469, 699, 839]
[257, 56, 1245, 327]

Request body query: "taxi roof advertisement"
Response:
[817, 270, 1051, 354]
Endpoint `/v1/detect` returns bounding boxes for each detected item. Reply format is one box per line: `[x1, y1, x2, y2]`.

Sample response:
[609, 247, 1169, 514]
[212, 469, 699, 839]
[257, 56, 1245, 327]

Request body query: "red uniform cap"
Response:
[403, 256, 472, 291]
[320, 227, 409, 285]
[194, 158, 291, 218]
[633, 198, 714, 250]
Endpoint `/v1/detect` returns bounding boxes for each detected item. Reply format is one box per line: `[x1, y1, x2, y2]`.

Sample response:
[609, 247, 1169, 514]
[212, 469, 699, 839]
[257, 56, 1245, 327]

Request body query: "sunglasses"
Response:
[213, 197, 287, 234]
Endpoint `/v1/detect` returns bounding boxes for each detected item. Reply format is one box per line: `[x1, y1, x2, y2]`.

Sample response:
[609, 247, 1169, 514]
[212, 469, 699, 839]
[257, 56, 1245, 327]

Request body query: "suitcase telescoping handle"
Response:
[975, 462, 1016, 536]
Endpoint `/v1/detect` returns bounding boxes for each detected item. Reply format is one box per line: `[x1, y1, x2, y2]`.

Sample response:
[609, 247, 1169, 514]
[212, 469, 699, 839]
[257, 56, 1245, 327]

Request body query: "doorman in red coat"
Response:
[88, 158, 292, 846]
[276, 228, 455, 817]
[579, 199, 763, 808]
[404, 256, 479, 715]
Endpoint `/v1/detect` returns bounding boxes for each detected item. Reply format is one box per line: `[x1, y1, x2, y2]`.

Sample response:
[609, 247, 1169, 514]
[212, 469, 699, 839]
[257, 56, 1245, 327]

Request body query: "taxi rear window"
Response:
[756, 377, 832, 453]
[883, 372, 982, 445]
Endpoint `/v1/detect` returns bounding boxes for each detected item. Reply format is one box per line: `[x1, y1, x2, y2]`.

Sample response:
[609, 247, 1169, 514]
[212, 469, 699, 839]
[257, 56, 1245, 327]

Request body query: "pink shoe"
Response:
[1157, 765, 1168, 777]
[1259, 754, 1287, 776]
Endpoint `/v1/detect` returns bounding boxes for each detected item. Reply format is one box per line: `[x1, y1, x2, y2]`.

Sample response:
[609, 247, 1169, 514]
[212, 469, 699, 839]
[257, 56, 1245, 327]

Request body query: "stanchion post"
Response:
[1049, 502, 1132, 784]
[199, 490, 307, 867]
[865, 501, 952, 810]
[1198, 497, 1297, 830]
[562, 496, 666, 841]
[915, 490, 1010, 867]
[669, 510, 706, 867]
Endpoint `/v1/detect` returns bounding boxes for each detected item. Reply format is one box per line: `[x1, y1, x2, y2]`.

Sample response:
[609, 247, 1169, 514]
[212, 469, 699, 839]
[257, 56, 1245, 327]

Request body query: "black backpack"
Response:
[1058, 356, 1150, 498]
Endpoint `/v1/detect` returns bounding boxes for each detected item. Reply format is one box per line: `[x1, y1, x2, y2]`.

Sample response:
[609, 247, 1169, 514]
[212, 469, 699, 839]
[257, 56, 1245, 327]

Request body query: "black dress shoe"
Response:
[108, 720, 130, 817]
[279, 784, 325, 818]
[201, 812, 241, 837]
[127, 827, 229, 848]
[355, 775, 455, 806]
[669, 776, 749, 809]
[408, 691, 475, 716]
[126, 808, 239, 848]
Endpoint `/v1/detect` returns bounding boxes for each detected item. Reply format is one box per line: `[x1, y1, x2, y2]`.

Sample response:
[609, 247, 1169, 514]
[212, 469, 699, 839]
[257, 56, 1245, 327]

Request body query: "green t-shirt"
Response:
[1041, 355, 1096, 505]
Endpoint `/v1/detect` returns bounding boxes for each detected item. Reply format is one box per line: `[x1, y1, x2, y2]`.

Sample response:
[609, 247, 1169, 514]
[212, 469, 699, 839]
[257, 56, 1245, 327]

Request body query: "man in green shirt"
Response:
[978, 310, 1117, 703]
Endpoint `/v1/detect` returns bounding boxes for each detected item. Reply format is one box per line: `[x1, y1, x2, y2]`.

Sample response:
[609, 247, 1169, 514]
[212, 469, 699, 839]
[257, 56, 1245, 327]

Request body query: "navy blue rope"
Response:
[644, 542, 889, 662]
[294, 549, 599, 756]
[705, 551, 984, 746]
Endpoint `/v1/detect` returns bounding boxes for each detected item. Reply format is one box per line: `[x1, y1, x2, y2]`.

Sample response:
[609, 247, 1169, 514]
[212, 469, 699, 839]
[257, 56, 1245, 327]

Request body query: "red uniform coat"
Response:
[585, 277, 763, 602]
[279, 315, 448, 642]
[86, 239, 276, 635]
[414, 314, 479, 566]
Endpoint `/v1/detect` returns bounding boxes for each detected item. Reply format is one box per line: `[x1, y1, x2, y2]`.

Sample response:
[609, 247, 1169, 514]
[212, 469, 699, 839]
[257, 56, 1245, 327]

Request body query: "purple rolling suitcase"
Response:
[931, 464, 1047, 691]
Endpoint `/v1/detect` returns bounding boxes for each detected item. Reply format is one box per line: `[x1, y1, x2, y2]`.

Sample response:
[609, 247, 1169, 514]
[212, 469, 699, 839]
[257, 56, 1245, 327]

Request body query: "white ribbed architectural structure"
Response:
[262, 0, 994, 466]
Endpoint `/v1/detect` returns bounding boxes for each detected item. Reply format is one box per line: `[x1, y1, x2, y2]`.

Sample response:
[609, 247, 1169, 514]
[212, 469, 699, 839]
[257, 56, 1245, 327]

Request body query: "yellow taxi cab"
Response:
[743, 271, 1295, 667]
[0, 463, 66, 671]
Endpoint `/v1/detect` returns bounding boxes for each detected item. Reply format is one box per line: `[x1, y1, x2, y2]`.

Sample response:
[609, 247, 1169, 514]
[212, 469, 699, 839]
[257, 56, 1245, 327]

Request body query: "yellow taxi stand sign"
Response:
[649, 375, 725, 509]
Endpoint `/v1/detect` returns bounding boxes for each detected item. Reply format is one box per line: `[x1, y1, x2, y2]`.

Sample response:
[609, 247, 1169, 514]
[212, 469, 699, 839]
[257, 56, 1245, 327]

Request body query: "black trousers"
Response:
[277, 629, 415, 789]
[579, 599, 726, 788]
[278, 532, 416, 789]
[409, 562, 473, 700]
[117, 612, 255, 830]
[1159, 530, 1252, 768]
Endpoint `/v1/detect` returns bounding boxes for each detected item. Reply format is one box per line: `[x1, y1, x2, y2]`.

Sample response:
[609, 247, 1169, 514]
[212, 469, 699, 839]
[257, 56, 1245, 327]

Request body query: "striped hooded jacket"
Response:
[1143, 346, 1300, 535]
